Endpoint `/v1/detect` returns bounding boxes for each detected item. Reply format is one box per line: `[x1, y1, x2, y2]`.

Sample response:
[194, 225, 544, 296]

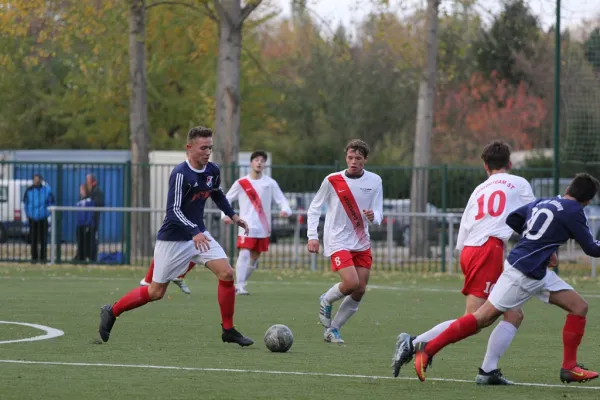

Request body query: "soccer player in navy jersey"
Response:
[98, 126, 254, 347]
[412, 173, 600, 384]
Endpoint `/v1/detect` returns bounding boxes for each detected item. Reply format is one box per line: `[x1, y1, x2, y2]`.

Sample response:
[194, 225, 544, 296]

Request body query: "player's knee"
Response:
[352, 286, 366, 300]
[216, 267, 234, 281]
[573, 298, 589, 316]
[503, 308, 524, 328]
[340, 278, 359, 294]
[148, 286, 166, 301]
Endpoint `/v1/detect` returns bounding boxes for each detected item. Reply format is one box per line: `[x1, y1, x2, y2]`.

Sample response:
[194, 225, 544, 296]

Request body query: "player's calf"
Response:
[148, 283, 168, 301]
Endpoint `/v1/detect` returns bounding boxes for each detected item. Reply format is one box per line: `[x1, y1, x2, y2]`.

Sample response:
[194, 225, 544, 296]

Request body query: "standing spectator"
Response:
[75, 184, 95, 262]
[23, 174, 55, 263]
[86, 174, 105, 262]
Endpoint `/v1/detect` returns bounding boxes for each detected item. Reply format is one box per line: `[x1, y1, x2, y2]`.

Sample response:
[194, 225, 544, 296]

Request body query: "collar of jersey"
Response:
[186, 160, 206, 173]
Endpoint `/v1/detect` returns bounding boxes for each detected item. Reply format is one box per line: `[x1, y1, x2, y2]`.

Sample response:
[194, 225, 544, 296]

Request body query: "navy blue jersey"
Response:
[157, 161, 236, 241]
[506, 196, 600, 279]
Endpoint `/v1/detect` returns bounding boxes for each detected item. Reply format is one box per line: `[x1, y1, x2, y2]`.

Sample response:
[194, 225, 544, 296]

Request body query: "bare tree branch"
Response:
[212, 0, 234, 27]
[146, 1, 198, 12]
[240, 0, 263, 26]
[200, 0, 219, 22]
[146, 0, 219, 22]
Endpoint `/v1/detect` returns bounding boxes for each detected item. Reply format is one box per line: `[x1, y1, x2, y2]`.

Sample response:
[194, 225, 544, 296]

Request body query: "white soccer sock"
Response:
[413, 319, 456, 345]
[480, 321, 518, 373]
[235, 249, 251, 289]
[323, 283, 345, 305]
[244, 258, 259, 283]
[331, 296, 360, 330]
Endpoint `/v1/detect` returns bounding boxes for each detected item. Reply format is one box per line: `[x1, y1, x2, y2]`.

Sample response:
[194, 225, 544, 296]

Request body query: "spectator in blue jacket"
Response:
[23, 174, 55, 263]
[75, 184, 95, 262]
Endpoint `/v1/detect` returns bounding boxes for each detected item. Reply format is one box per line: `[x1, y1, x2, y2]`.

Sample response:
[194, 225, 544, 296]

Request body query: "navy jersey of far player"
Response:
[157, 160, 236, 241]
[506, 196, 600, 280]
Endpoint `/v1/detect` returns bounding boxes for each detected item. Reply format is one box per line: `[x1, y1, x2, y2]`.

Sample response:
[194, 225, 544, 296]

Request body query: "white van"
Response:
[0, 179, 34, 243]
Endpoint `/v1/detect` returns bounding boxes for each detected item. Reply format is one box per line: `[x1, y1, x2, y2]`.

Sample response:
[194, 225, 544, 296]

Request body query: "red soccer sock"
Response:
[425, 314, 479, 356]
[143, 259, 154, 284]
[218, 280, 235, 330]
[562, 314, 586, 369]
[112, 286, 151, 317]
[178, 262, 196, 279]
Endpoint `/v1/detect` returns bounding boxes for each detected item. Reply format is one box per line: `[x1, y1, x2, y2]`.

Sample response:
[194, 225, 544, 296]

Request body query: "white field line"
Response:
[0, 359, 598, 390]
[0, 321, 64, 344]
[3, 275, 600, 298]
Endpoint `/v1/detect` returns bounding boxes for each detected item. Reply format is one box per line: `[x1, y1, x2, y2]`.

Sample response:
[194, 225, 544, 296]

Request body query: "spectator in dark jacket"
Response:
[75, 184, 95, 262]
[23, 174, 55, 263]
[85, 174, 104, 261]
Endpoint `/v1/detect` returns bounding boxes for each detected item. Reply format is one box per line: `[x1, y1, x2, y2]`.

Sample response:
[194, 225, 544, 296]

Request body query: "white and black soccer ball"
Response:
[264, 324, 294, 353]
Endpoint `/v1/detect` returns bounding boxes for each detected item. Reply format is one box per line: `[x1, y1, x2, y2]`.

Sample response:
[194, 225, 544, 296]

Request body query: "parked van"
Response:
[0, 179, 35, 242]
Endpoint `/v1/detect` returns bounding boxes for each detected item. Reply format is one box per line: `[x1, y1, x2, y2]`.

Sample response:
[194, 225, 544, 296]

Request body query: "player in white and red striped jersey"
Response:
[393, 141, 537, 385]
[222, 150, 292, 295]
[307, 139, 383, 344]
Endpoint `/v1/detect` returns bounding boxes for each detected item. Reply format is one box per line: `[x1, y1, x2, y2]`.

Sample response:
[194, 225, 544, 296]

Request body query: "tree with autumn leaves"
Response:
[0, 0, 599, 169]
[433, 71, 548, 164]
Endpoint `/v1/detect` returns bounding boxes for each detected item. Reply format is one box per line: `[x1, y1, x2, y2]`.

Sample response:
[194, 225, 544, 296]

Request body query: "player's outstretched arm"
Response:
[272, 180, 292, 216]
[506, 204, 531, 235]
[167, 172, 201, 237]
[221, 180, 241, 221]
[455, 193, 475, 251]
[366, 181, 383, 225]
[210, 174, 236, 219]
[568, 211, 600, 257]
[307, 178, 330, 242]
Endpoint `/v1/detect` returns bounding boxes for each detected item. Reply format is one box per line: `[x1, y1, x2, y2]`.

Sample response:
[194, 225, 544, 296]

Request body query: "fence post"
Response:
[56, 163, 63, 263]
[293, 212, 300, 264]
[124, 161, 132, 265]
[592, 218, 598, 278]
[50, 207, 56, 265]
[448, 216, 455, 274]
[440, 164, 448, 273]
[229, 161, 236, 263]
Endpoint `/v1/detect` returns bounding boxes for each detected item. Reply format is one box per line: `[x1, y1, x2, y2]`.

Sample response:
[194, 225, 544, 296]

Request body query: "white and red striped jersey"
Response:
[223, 175, 292, 238]
[307, 170, 383, 256]
[456, 173, 536, 250]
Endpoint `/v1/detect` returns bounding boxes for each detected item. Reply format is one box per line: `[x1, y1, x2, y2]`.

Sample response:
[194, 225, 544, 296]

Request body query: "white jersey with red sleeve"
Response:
[456, 172, 535, 250]
[307, 170, 383, 257]
[222, 175, 292, 238]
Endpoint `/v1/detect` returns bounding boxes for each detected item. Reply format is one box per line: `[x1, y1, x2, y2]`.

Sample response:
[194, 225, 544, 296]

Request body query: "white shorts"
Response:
[152, 231, 227, 283]
[488, 261, 574, 312]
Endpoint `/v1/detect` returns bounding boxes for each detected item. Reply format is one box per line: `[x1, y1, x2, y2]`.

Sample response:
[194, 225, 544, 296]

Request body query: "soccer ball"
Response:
[264, 324, 294, 353]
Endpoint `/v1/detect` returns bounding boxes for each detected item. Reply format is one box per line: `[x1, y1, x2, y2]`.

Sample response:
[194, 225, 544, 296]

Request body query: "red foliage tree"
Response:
[433, 71, 548, 164]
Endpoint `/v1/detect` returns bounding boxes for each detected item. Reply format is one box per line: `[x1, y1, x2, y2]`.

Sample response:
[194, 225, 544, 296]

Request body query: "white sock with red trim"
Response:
[235, 249, 251, 290]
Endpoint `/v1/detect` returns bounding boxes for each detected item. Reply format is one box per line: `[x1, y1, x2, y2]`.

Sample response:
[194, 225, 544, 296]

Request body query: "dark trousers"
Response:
[75, 225, 94, 261]
[29, 219, 48, 262]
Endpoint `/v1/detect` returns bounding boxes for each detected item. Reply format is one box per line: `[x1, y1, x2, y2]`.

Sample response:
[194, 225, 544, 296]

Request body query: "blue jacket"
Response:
[23, 184, 55, 221]
[76, 197, 95, 227]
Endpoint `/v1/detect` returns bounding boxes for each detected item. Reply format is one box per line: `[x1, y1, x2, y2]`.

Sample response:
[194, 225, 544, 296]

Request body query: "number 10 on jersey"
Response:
[475, 190, 507, 220]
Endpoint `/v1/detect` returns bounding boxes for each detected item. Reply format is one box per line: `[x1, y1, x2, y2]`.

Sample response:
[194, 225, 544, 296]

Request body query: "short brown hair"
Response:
[250, 150, 268, 162]
[187, 126, 213, 143]
[345, 139, 370, 158]
[481, 140, 511, 171]
[567, 173, 600, 203]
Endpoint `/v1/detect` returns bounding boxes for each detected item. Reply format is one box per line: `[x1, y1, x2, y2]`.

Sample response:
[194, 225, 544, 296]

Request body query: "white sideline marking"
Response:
[0, 321, 64, 345]
[0, 359, 598, 390]
[4, 275, 600, 298]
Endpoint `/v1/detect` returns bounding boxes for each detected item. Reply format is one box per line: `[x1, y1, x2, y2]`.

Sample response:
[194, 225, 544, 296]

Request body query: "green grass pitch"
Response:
[1, 265, 600, 399]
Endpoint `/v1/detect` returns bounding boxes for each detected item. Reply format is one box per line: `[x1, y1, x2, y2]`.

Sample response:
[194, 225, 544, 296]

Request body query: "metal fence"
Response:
[38, 206, 600, 278]
[3, 160, 600, 275]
